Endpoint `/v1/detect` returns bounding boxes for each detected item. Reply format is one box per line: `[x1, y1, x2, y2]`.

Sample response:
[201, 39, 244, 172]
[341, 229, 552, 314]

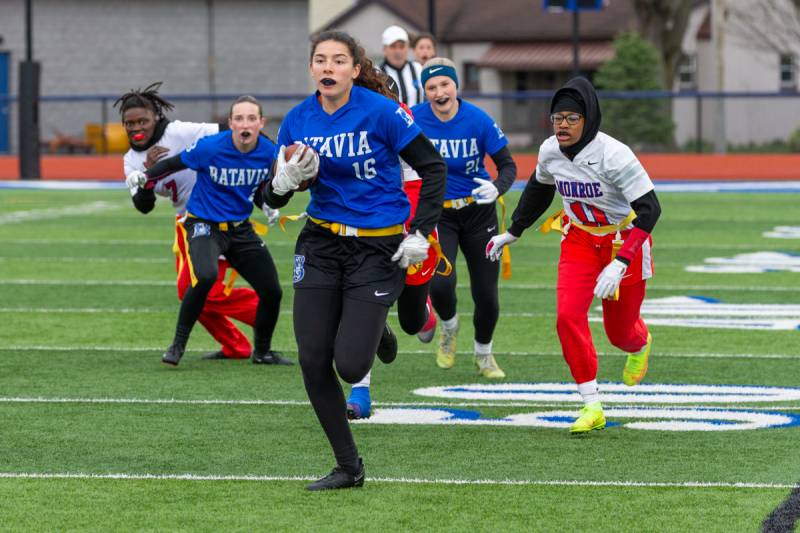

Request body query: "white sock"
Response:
[474, 340, 493, 357]
[576, 380, 600, 406]
[442, 316, 459, 331]
[352, 370, 371, 388]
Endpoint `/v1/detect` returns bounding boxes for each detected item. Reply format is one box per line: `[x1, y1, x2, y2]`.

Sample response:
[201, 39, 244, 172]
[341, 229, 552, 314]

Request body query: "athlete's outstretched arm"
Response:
[401, 133, 446, 237]
[508, 170, 556, 237]
[488, 146, 517, 196]
[144, 154, 188, 182]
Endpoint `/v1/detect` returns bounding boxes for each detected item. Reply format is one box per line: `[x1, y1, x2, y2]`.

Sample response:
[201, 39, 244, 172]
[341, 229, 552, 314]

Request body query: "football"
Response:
[284, 143, 318, 191]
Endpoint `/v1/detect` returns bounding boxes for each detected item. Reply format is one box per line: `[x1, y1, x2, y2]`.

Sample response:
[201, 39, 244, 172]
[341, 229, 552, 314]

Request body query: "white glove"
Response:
[594, 258, 628, 299]
[391, 231, 430, 268]
[485, 231, 518, 262]
[271, 144, 319, 196]
[471, 177, 499, 205]
[125, 170, 147, 189]
[262, 205, 280, 226]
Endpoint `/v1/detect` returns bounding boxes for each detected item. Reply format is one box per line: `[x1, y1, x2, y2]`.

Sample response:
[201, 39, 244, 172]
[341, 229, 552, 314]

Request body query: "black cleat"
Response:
[201, 350, 226, 360]
[162, 342, 185, 366]
[376, 323, 397, 364]
[251, 350, 294, 365]
[305, 460, 365, 491]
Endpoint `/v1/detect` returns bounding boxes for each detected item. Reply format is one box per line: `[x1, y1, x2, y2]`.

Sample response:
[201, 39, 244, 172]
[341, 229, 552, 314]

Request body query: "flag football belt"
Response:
[307, 216, 403, 237]
[185, 212, 268, 236]
[177, 215, 243, 294]
[443, 196, 475, 210]
[538, 209, 637, 301]
[406, 235, 453, 277]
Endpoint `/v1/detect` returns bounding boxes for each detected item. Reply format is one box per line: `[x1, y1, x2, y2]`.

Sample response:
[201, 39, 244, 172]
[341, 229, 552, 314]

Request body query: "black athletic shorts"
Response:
[293, 221, 405, 307]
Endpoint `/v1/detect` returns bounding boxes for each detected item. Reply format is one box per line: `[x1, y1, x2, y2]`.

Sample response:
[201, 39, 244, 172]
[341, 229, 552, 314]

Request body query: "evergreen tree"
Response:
[594, 32, 674, 149]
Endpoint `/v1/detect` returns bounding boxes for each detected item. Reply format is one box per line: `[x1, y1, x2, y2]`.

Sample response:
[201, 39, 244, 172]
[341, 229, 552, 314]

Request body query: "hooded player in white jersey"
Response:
[486, 77, 662, 434]
[118, 83, 269, 362]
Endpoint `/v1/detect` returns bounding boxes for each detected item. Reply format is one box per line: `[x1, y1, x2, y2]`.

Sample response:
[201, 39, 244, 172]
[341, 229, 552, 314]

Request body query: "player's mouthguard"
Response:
[132, 133, 145, 141]
[321, 78, 336, 86]
[241, 131, 251, 138]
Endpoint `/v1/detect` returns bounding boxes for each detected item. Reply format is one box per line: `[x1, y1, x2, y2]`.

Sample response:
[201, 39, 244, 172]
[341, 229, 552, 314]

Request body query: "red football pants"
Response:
[175, 220, 258, 358]
[556, 225, 650, 384]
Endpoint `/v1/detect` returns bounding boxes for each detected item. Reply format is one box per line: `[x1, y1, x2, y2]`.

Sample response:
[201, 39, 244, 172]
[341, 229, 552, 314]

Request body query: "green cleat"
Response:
[436, 323, 459, 369]
[623, 333, 653, 386]
[569, 401, 606, 434]
[475, 354, 506, 379]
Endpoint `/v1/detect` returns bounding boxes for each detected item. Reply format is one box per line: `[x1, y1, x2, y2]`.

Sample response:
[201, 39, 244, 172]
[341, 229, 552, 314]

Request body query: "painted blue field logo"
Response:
[350, 383, 800, 432]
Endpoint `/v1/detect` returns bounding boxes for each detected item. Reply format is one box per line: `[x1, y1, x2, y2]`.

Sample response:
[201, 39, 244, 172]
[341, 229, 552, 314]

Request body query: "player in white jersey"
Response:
[486, 77, 662, 434]
[117, 83, 263, 362]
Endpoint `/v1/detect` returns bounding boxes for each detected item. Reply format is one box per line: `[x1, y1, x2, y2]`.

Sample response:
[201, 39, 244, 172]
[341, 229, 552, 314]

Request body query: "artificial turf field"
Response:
[0, 187, 798, 532]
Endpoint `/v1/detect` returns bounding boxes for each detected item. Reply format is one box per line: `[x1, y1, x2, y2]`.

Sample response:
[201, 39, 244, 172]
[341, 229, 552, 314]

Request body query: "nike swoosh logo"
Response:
[587, 161, 599, 165]
[374, 290, 390, 297]
[420, 268, 433, 277]
[486, 225, 497, 232]
[429, 67, 443, 73]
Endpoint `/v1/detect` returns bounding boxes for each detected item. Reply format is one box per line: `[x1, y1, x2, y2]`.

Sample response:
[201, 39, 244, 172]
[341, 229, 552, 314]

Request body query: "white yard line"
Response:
[0, 202, 127, 224]
[0, 346, 796, 360]
[1, 396, 798, 411]
[0, 471, 794, 489]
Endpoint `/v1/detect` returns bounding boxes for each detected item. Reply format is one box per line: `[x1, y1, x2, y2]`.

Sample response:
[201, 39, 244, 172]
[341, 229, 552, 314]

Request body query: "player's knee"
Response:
[336, 359, 371, 385]
[298, 349, 328, 380]
[192, 269, 218, 290]
[556, 307, 585, 331]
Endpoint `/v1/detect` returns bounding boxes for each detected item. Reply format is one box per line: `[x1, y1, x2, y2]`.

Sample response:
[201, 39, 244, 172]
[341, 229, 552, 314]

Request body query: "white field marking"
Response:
[608, 317, 800, 330]
[0, 201, 126, 224]
[1, 278, 798, 293]
[764, 226, 800, 239]
[0, 396, 798, 412]
[0, 238, 795, 252]
[0, 257, 172, 264]
[639, 296, 800, 317]
[0, 238, 293, 247]
[686, 252, 800, 274]
[0, 346, 797, 361]
[0, 471, 795, 489]
[363, 407, 800, 431]
[413, 383, 800, 404]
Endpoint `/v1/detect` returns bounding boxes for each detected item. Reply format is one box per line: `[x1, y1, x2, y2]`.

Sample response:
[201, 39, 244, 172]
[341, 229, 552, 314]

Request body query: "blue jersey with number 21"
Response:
[278, 85, 421, 228]
[412, 98, 508, 200]
[181, 131, 276, 222]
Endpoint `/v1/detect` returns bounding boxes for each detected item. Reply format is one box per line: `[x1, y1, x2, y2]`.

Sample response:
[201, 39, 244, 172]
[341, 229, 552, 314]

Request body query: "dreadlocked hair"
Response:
[309, 30, 395, 100]
[113, 82, 175, 119]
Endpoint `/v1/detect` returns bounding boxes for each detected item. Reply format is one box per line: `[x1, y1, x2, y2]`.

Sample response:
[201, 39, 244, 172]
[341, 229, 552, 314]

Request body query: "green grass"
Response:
[0, 188, 799, 531]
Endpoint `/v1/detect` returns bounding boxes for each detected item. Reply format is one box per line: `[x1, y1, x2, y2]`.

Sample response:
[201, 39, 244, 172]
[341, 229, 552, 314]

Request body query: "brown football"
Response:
[284, 143, 318, 191]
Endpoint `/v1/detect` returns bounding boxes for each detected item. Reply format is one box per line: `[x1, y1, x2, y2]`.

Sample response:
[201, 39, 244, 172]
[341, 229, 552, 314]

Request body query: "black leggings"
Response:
[294, 288, 388, 471]
[430, 203, 499, 344]
[178, 220, 282, 353]
[397, 282, 430, 335]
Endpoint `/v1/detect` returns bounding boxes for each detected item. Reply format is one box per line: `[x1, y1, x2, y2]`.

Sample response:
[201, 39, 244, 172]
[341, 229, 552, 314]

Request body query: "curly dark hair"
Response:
[309, 30, 395, 100]
[113, 82, 174, 119]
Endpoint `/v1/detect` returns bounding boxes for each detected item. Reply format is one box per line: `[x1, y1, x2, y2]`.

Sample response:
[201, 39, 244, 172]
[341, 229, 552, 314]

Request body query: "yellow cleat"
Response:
[475, 354, 506, 379]
[623, 333, 653, 386]
[569, 401, 606, 434]
[436, 323, 458, 369]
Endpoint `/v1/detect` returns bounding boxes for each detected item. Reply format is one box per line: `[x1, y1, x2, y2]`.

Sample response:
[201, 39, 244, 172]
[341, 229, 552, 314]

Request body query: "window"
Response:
[462, 62, 480, 92]
[677, 54, 697, 91]
[779, 53, 796, 91]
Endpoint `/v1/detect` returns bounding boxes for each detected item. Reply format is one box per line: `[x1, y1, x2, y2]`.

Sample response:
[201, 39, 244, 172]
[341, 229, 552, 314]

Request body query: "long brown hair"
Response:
[309, 30, 395, 99]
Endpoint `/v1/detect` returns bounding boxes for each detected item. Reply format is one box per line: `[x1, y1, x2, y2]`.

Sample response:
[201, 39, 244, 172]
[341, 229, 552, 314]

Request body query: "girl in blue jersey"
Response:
[263, 30, 446, 491]
[127, 96, 298, 367]
[412, 58, 517, 379]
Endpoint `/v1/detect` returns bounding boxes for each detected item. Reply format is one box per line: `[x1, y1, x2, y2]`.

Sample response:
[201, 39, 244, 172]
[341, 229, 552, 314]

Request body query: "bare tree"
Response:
[725, 0, 800, 52]
[631, 0, 694, 89]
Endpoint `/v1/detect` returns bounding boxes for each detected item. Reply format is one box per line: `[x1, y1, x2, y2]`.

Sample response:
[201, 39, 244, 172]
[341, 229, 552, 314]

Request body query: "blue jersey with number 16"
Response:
[412, 98, 508, 200]
[278, 85, 421, 228]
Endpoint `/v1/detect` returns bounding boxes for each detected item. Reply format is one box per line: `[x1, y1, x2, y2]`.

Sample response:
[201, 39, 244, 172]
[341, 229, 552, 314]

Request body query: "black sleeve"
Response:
[630, 189, 661, 233]
[399, 133, 447, 236]
[144, 154, 188, 182]
[261, 171, 295, 209]
[488, 146, 517, 196]
[131, 187, 156, 214]
[508, 171, 557, 237]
